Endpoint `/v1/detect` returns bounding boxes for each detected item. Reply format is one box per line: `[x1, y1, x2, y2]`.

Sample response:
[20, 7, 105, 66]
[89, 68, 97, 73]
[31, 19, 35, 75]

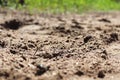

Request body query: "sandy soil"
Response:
[0, 11, 120, 80]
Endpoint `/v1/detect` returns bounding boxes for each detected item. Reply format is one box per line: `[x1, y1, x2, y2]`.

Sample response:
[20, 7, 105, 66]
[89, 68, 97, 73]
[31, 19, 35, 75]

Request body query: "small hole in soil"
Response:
[10, 49, 18, 54]
[35, 64, 49, 76]
[0, 71, 9, 78]
[110, 33, 118, 41]
[0, 40, 6, 48]
[84, 35, 92, 43]
[75, 71, 84, 76]
[98, 71, 105, 78]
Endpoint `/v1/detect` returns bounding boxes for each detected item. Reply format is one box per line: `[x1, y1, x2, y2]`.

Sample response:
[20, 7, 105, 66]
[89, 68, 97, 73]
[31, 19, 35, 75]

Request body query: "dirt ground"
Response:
[0, 10, 120, 80]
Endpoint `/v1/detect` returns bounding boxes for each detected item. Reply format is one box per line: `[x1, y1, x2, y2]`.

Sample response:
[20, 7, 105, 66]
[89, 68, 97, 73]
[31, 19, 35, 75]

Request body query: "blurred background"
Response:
[0, 0, 120, 13]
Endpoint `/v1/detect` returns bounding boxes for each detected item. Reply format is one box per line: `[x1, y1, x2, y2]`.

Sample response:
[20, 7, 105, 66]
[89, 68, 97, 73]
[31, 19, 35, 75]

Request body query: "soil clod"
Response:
[98, 18, 111, 23]
[2, 19, 23, 30]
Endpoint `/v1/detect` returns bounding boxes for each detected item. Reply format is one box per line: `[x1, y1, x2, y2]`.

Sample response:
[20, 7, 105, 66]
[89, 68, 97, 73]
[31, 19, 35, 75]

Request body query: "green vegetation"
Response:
[1, 0, 120, 13]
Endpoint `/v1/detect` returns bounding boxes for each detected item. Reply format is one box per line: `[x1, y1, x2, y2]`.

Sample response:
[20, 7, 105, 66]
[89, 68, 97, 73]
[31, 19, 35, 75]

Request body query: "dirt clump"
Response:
[1, 19, 23, 30]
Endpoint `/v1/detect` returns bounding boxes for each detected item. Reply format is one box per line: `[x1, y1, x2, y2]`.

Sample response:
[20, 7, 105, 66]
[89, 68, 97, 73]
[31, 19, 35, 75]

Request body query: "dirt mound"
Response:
[0, 12, 120, 80]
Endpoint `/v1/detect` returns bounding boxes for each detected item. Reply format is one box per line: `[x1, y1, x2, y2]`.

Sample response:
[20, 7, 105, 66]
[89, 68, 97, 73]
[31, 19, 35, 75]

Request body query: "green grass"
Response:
[5, 0, 120, 13]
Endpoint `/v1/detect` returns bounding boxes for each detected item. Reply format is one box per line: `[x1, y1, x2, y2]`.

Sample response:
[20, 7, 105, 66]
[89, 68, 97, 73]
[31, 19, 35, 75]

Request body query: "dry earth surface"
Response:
[0, 10, 120, 80]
